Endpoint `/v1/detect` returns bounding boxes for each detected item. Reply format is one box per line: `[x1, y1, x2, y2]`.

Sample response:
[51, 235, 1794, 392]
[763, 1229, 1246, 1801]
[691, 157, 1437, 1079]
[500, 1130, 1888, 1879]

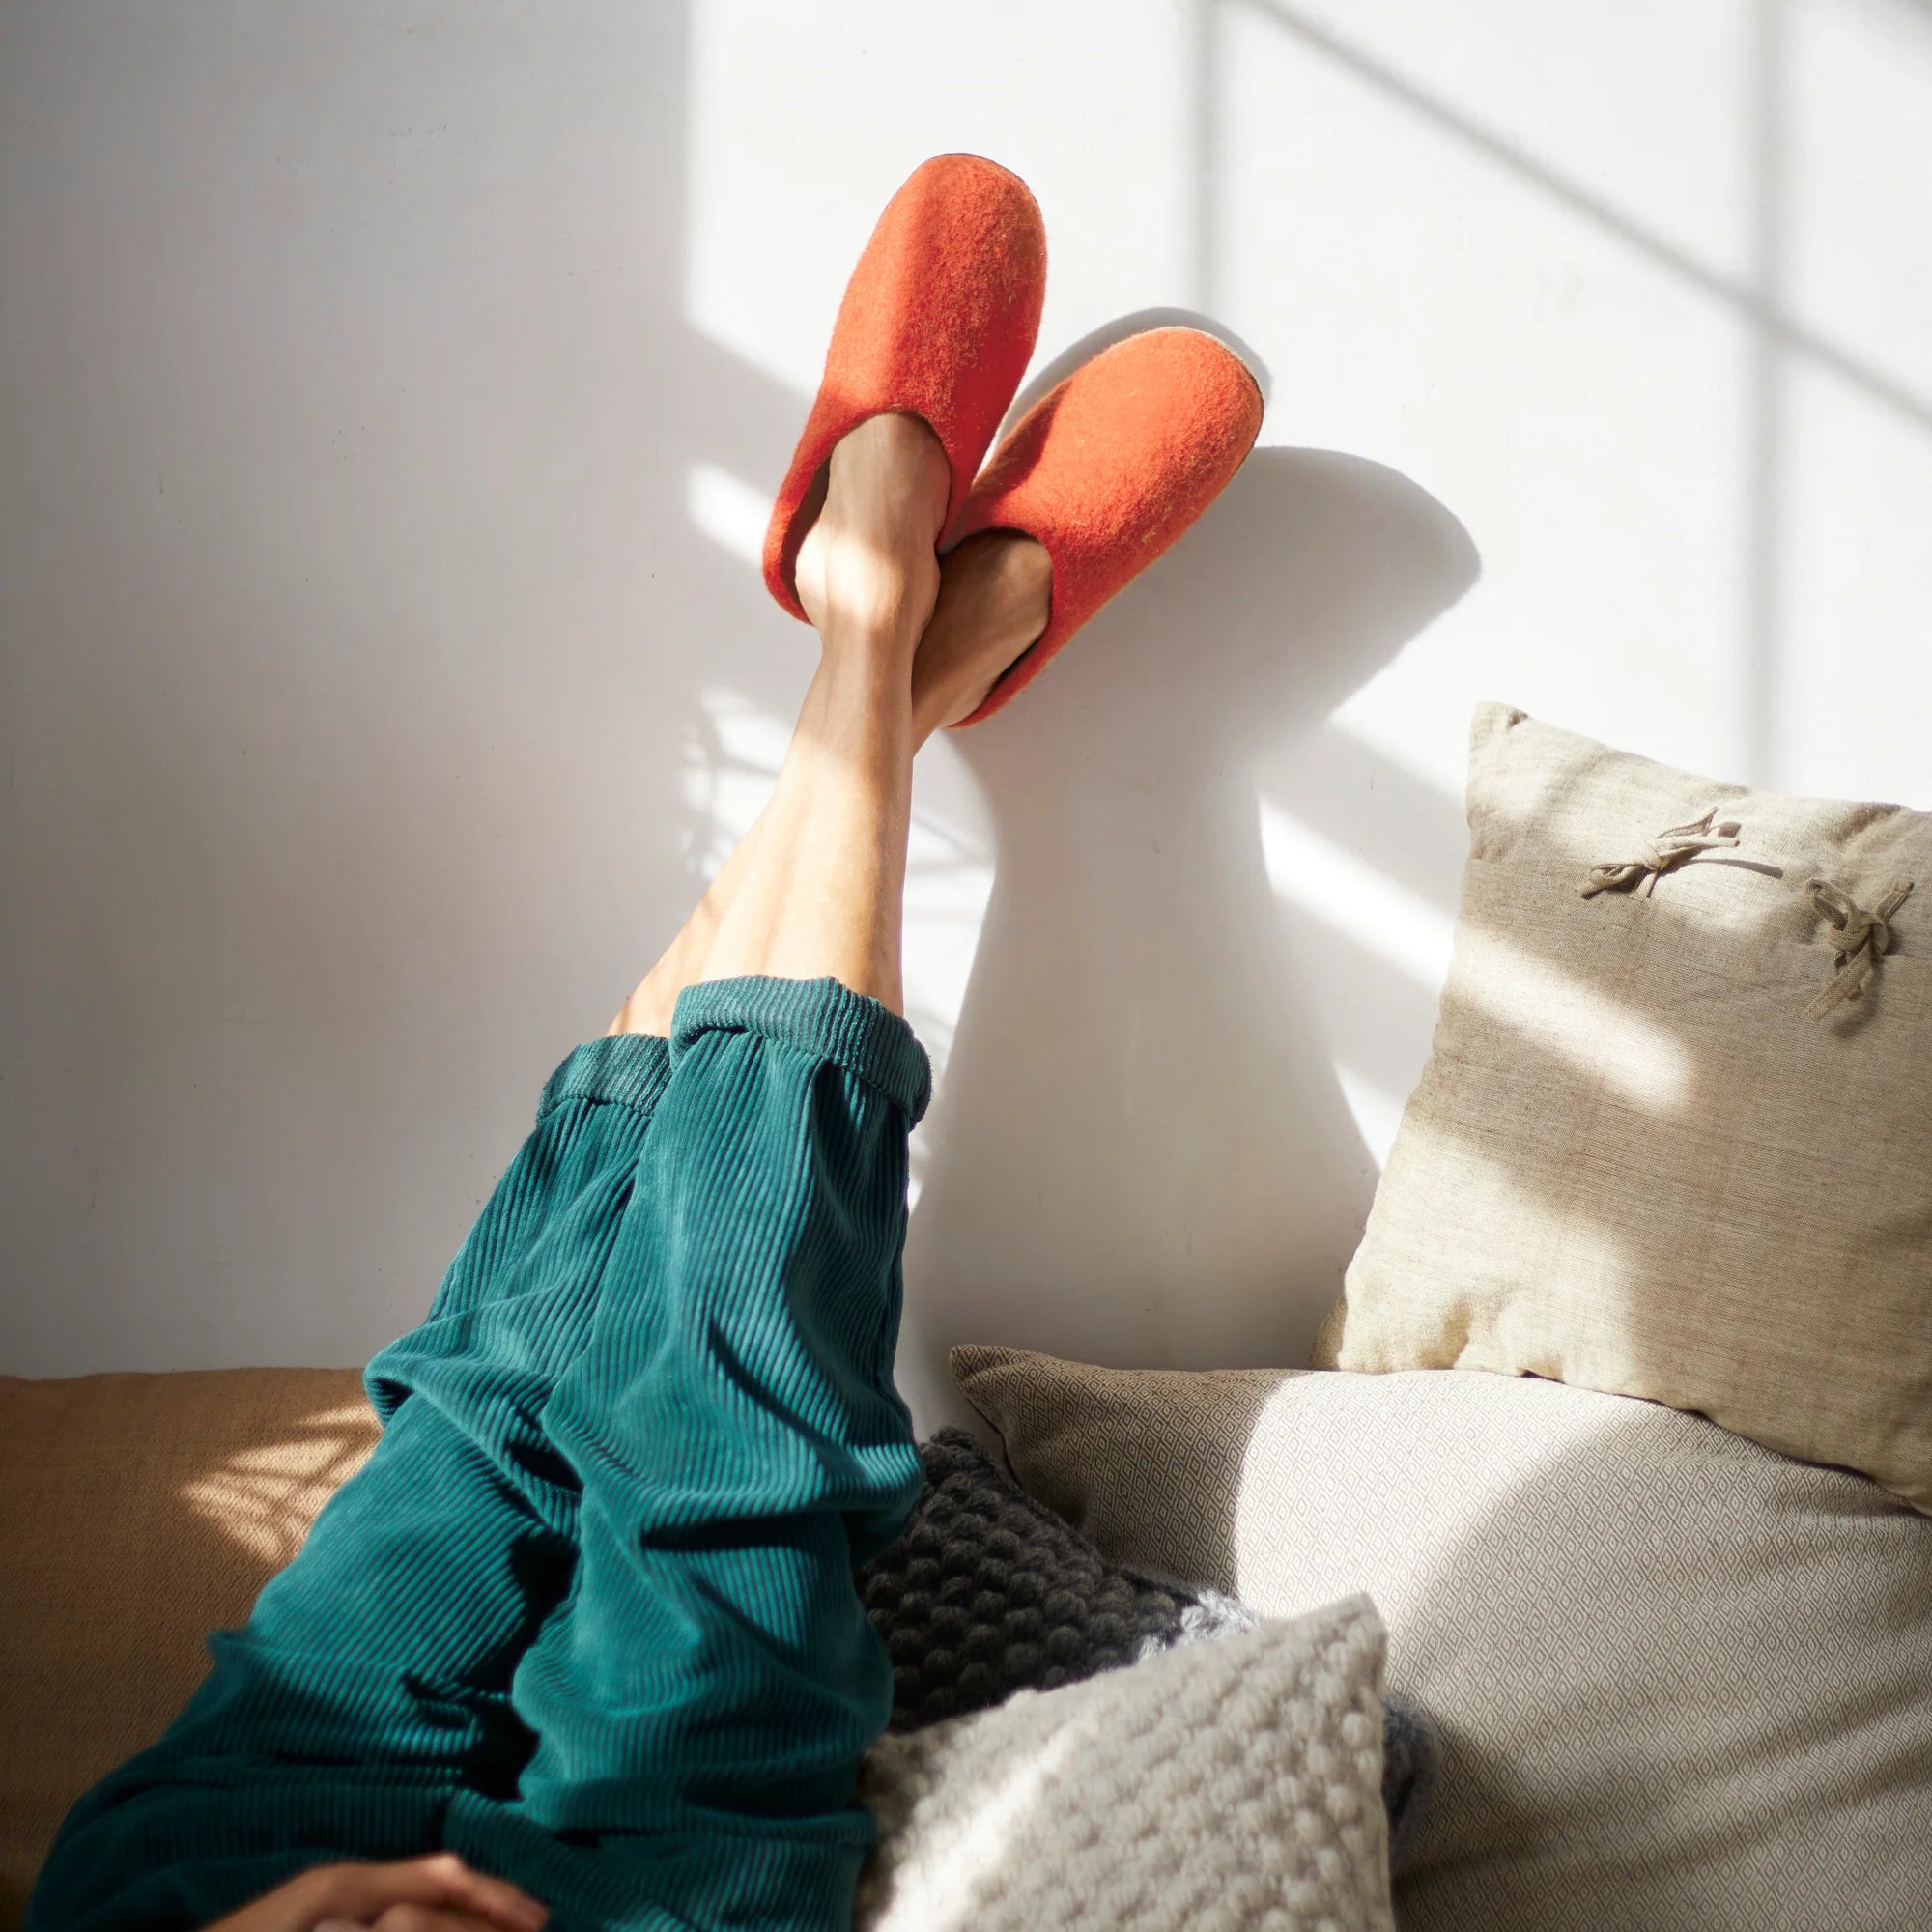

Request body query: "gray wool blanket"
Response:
[856, 1427, 1438, 1866]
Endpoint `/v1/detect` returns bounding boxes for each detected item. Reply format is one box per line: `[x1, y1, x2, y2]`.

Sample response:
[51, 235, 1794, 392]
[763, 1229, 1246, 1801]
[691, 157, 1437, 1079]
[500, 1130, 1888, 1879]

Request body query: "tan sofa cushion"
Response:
[1314, 701, 1932, 1512]
[0, 1369, 378, 1930]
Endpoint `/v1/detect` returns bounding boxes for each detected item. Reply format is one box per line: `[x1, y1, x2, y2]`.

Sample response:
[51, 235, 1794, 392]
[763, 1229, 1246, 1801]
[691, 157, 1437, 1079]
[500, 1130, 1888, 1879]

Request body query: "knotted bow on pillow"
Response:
[1579, 807, 1743, 898]
[1805, 876, 1915, 1021]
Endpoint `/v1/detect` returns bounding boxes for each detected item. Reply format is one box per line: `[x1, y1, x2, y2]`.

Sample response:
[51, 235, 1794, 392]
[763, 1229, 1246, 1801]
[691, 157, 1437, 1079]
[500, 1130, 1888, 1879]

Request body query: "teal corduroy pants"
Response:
[25, 976, 930, 1932]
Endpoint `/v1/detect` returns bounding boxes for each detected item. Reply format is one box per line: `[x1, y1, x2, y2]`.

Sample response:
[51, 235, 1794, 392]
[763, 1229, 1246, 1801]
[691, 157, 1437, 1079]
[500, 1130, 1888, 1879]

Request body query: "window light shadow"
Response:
[1217, 0, 1932, 793]
[179, 1400, 379, 1566]
[1227, 0, 1932, 440]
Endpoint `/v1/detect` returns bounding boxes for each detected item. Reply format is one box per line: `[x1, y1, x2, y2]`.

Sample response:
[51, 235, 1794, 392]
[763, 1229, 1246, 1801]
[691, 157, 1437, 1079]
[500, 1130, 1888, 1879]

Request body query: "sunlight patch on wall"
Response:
[1776, 358, 1932, 801]
[1785, 0, 1932, 412]
[1334, 1060, 1410, 1171]
[1234, 0, 1756, 282]
[1321, 692, 1476, 805]
[1259, 798, 1456, 989]
[1262, 799, 1690, 1112]
[903, 812, 993, 1071]
[685, 461, 770, 568]
[681, 683, 788, 878]
[1219, 0, 1754, 781]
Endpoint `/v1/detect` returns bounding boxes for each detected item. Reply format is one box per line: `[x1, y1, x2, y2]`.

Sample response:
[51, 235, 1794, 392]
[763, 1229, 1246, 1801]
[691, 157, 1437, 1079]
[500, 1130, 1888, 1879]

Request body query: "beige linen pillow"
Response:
[856, 1594, 1394, 1932]
[1313, 701, 1932, 1511]
[953, 1345, 1932, 1932]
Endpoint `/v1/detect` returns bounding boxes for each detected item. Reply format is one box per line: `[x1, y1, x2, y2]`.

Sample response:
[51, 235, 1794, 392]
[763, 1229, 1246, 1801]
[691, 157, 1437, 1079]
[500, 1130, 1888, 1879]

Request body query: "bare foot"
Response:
[793, 412, 950, 655]
[911, 530, 1054, 737]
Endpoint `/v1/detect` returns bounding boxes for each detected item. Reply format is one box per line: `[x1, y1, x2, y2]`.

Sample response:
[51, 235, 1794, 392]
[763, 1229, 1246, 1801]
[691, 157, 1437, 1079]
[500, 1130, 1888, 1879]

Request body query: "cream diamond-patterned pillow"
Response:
[855, 1594, 1393, 1932]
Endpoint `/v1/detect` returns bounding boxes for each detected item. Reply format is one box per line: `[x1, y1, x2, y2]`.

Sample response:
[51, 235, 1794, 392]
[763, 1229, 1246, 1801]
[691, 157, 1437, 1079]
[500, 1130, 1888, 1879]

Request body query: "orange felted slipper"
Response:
[942, 326, 1264, 725]
[762, 154, 1048, 621]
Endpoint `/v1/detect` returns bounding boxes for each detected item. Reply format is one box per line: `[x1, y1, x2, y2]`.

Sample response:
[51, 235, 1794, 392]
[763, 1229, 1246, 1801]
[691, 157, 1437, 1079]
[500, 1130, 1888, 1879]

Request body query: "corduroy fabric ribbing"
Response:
[539, 1030, 679, 1120]
[25, 980, 928, 1932]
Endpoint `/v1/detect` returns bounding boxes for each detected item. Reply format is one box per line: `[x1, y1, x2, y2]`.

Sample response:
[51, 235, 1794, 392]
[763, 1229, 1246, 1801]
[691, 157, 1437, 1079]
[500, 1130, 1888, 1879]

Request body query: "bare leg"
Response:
[611, 411, 943, 1022]
[608, 808, 776, 1037]
[609, 511, 1050, 1035]
[696, 650, 918, 1008]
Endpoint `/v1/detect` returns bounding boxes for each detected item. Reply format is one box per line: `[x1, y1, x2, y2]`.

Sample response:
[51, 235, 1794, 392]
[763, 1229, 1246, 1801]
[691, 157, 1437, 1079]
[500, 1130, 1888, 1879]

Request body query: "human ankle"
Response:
[795, 414, 948, 642]
[811, 532, 936, 656]
[910, 532, 1052, 735]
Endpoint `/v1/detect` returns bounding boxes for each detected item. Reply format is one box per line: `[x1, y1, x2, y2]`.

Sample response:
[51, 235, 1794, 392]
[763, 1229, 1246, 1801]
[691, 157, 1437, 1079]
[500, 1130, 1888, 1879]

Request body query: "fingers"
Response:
[308, 1854, 547, 1932]
[368, 1909, 518, 1932]
[313, 1913, 513, 1932]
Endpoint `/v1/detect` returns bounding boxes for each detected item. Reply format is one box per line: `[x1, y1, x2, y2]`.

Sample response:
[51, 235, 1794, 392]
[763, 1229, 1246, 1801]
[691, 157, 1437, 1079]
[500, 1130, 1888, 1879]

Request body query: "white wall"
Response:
[4, 1, 1928, 1432]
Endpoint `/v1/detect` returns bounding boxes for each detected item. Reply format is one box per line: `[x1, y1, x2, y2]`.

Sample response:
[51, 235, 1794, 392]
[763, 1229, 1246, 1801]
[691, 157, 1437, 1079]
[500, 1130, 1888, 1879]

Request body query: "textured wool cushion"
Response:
[855, 1593, 1395, 1932]
[857, 1427, 1441, 1865]
[953, 1345, 1932, 1932]
[857, 1427, 1259, 1733]
[0, 1369, 380, 1932]
[1312, 701, 1932, 1511]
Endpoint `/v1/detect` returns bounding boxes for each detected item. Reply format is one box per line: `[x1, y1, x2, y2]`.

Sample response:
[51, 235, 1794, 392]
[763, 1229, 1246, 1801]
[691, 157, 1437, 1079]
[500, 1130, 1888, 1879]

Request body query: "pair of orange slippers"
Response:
[761, 154, 1264, 727]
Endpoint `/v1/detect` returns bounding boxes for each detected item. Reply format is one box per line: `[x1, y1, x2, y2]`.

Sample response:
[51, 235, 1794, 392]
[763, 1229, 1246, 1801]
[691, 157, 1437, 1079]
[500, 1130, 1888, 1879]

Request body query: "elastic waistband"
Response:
[537, 979, 932, 1124]
[673, 975, 932, 1123]
[536, 1030, 674, 1121]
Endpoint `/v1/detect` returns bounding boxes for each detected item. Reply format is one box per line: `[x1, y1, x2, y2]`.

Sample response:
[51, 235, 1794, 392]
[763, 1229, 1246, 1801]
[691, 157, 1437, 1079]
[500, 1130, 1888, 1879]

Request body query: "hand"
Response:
[202, 1852, 549, 1932]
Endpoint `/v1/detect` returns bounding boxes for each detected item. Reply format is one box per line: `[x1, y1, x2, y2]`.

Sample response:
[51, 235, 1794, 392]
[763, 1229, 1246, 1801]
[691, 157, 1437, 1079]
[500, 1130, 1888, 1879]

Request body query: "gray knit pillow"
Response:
[857, 1428, 1439, 1861]
[858, 1428, 1252, 1730]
